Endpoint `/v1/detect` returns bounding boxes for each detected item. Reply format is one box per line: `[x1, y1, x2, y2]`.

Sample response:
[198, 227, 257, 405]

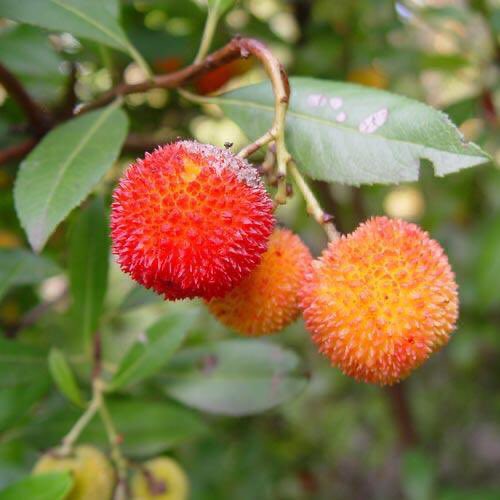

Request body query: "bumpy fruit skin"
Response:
[33, 445, 114, 500]
[207, 229, 312, 336]
[131, 457, 188, 500]
[301, 217, 458, 385]
[111, 141, 274, 300]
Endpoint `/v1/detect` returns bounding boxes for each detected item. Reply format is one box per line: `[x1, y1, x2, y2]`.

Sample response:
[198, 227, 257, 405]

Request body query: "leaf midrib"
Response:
[36, 103, 118, 240]
[215, 96, 485, 159]
[51, 0, 125, 49]
[111, 331, 184, 388]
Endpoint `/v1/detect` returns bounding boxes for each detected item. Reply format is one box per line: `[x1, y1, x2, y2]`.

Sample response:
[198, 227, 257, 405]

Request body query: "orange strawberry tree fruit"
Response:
[0, 0, 493, 498]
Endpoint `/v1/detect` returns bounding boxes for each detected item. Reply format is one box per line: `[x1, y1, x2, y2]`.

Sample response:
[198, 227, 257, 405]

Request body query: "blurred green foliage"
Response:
[0, 1, 499, 499]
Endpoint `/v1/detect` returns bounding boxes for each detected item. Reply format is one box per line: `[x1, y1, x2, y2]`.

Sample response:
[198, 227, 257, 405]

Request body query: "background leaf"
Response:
[0, 249, 60, 301]
[48, 348, 84, 407]
[0, 472, 73, 500]
[0, 0, 130, 53]
[163, 340, 308, 416]
[474, 215, 500, 311]
[118, 285, 160, 312]
[108, 312, 194, 391]
[218, 77, 490, 185]
[0, 25, 64, 103]
[14, 102, 128, 252]
[68, 197, 109, 346]
[0, 339, 50, 432]
[402, 449, 435, 500]
[26, 398, 206, 457]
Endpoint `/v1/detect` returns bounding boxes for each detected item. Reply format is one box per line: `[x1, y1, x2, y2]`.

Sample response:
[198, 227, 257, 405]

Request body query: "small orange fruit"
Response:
[301, 217, 458, 385]
[207, 229, 312, 336]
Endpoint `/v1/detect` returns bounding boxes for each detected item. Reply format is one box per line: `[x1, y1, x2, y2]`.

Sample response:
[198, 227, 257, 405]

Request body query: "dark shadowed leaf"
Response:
[0, 249, 60, 301]
[68, 197, 109, 346]
[402, 449, 435, 500]
[217, 77, 490, 185]
[119, 285, 160, 312]
[0, 25, 64, 103]
[25, 398, 206, 457]
[475, 215, 500, 311]
[108, 312, 195, 391]
[162, 340, 308, 416]
[14, 102, 128, 252]
[0, 339, 50, 432]
[0, 472, 73, 500]
[48, 348, 84, 407]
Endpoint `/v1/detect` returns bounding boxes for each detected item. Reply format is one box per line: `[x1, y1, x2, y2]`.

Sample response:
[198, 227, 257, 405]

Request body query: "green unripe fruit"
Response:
[33, 445, 114, 500]
[130, 457, 188, 500]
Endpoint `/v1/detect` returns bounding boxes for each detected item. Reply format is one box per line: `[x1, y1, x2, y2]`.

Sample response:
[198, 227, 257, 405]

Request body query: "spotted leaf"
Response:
[216, 77, 490, 185]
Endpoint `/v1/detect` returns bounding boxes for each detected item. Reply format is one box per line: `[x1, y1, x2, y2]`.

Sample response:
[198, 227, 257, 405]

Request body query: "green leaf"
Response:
[0, 472, 73, 500]
[68, 197, 109, 345]
[26, 398, 206, 457]
[119, 285, 160, 312]
[163, 339, 308, 416]
[217, 77, 490, 185]
[0, 249, 60, 301]
[14, 102, 128, 252]
[475, 215, 500, 311]
[108, 312, 194, 391]
[402, 449, 435, 500]
[48, 348, 84, 407]
[0, 338, 50, 432]
[438, 489, 500, 500]
[0, 0, 131, 53]
[0, 25, 64, 103]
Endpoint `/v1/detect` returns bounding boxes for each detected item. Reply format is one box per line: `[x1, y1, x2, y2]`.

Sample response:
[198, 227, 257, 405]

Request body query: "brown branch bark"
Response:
[78, 36, 289, 115]
[0, 62, 51, 134]
[122, 133, 170, 153]
[1, 36, 290, 170]
[55, 62, 78, 120]
[386, 383, 419, 449]
[0, 138, 37, 166]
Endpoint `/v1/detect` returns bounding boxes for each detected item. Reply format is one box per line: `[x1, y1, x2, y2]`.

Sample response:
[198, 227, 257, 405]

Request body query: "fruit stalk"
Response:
[59, 386, 101, 456]
[289, 162, 340, 241]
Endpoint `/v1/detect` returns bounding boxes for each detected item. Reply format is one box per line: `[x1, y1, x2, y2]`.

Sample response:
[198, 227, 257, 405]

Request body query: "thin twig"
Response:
[77, 37, 290, 117]
[122, 133, 167, 153]
[4, 288, 68, 338]
[0, 62, 51, 134]
[289, 162, 340, 241]
[0, 138, 37, 166]
[99, 395, 128, 496]
[59, 387, 100, 456]
[385, 383, 419, 449]
[55, 62, 78, 120]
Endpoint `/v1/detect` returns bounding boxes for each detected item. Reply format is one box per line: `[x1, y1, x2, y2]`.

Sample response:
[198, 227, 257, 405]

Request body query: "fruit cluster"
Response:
[34, 446, 188, 499]
[30, 141, 459, 499]
[111, 141, 459, 386]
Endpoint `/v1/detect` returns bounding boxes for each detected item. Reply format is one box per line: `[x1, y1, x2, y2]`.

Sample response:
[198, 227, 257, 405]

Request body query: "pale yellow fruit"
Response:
[131, 457, 188, 500]
[33, 445, 115, 500]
